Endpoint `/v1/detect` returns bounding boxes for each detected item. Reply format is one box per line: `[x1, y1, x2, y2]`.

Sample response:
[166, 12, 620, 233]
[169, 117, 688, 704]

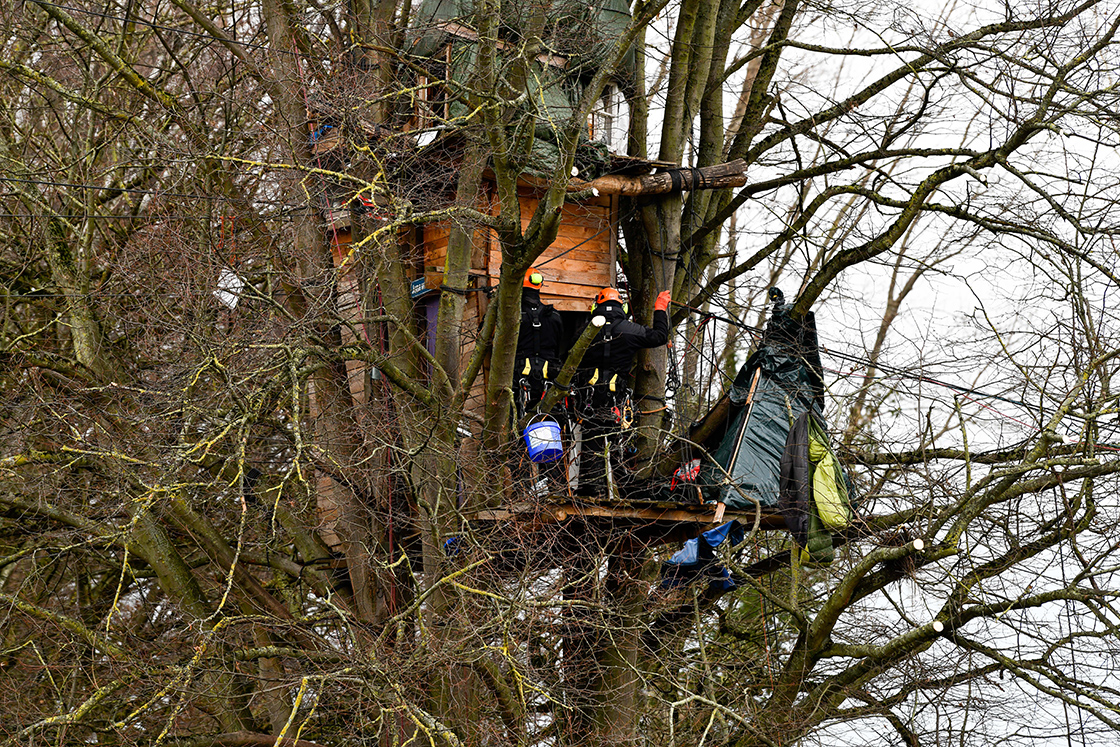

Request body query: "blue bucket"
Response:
[523, 417, 563, 463]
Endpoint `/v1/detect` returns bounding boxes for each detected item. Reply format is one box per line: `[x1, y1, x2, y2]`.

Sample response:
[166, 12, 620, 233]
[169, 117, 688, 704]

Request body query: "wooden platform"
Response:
[469, 495, 785, 530]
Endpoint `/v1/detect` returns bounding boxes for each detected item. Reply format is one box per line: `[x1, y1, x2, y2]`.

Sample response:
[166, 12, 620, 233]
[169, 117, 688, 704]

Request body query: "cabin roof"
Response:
[407, 0, 634, 66]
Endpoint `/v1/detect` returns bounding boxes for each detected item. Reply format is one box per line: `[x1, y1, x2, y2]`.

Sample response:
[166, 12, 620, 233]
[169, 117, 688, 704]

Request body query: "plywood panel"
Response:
[489, 261, 607, 290]
[531, 246, 616, 265]
[422, 222, 494, 290]
[546, 233, 612, 252]
[544, 288, 600, 312]
[526, 252, 613, 273]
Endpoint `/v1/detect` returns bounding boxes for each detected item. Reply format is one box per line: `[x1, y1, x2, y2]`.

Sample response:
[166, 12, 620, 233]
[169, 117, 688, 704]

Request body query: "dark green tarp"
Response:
[700, 302, 824, 510]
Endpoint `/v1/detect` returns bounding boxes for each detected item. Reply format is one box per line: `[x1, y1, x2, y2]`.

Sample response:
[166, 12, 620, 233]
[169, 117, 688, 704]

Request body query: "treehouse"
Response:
[302, 0, 781, 553]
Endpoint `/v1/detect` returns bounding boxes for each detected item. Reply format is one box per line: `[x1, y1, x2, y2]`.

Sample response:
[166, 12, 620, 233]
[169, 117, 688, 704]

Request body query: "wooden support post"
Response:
[713, 502, 726, 523]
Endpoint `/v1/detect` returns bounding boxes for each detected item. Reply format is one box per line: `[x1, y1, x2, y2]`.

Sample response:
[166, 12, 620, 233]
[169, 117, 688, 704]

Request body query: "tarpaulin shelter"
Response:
[407, 0, 631, 181]
[698, 296, 825, 510]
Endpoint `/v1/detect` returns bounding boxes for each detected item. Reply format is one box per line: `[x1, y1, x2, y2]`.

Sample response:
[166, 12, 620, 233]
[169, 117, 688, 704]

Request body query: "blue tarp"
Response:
[659, 521, 744, 593]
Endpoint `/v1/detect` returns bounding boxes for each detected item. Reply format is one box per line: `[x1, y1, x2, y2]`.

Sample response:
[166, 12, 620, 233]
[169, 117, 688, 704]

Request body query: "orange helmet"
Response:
[595, 287, 621, 305]
[524, 268, 544, 289]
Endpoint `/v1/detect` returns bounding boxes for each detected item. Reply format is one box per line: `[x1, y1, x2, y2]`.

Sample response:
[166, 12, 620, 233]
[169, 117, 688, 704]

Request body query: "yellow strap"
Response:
[542, 361, 549, 379]
[608, 374, 618, 392]
[522, 359, 531, 376]
[588, 368, 599, 386]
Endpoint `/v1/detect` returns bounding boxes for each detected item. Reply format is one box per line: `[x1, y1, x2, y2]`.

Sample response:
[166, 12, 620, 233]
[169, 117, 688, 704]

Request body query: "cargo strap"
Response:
[600, 319, 616, 364]
[523, 304, 543, 358]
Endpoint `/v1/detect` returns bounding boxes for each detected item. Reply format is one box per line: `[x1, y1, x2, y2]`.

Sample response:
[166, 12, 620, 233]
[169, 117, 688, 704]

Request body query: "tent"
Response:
[698, 295, 824, 510]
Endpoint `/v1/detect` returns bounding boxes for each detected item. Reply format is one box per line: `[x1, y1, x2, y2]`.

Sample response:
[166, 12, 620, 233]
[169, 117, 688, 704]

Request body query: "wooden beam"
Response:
[470, 500, 786, 528]
[567, 159, 747, 196]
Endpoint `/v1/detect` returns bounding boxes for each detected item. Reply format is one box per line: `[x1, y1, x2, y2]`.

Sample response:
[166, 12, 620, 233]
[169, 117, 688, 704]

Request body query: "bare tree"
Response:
[3, 0, 1120, 745]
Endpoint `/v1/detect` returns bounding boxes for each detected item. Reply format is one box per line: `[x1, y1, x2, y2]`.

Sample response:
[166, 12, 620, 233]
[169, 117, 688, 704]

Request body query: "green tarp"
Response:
[700, 302, 825, 510]
[409, 0, 634, 72]
[407, 0, 633, 180]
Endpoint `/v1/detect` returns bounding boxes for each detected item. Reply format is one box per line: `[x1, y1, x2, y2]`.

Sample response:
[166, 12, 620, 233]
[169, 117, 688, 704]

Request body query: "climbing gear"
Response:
[670, 459, 701, 492]
[518, 302, 557, 383]
[582, 368, 623, 392]
[519, 299, 548, 381]
[525, 303, 544, 337]
[517, 377, 535, 413]
[520, 358, 550, 379]
[619, 399, 633, 429]
[524, 268, 544, 289]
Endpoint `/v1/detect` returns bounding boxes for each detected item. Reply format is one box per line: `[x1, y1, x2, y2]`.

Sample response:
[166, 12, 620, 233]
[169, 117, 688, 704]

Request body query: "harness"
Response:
[519, 304, 552, 381]
[584, 368, 623, 392]
[600, 316, 616, 369]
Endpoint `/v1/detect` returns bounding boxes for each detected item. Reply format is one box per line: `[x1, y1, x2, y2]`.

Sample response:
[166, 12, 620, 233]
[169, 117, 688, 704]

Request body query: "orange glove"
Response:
[654, 290, 672, 312]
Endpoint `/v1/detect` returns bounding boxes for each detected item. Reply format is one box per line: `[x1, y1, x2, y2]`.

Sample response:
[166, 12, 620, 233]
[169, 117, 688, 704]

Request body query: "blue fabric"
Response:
[659, 521, 744, 592]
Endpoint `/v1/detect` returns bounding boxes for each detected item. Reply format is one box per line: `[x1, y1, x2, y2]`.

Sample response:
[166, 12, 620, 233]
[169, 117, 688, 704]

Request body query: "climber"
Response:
[573, 286, 672, 493]
[576, 287, 671, 401]
[515, 267, 566, 415]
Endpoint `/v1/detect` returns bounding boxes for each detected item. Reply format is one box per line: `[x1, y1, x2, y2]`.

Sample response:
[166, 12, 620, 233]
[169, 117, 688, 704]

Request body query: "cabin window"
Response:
[413, 47, 451, 132]
[589, 85, 626, 149]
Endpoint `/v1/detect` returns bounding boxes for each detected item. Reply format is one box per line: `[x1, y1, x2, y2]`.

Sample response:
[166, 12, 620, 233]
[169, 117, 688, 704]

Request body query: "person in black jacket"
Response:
[577, 287, 671, 399]
[515, 267, 566, 415]
[574, 286, 671, 493]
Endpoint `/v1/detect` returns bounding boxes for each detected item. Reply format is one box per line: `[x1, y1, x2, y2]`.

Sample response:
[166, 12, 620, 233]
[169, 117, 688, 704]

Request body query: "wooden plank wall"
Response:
[421, 183, 617, 310]
[501, 188, 616, 311]
[329, 229, 369, 406]
[413, 183, 619, 497]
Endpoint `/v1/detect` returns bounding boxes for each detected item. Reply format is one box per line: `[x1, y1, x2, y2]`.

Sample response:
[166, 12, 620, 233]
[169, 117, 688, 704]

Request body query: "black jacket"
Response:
[578, 301, 669, 382]
[779, 410, 854, 564]
[515, 289, 565, 377]
[779, 411, 815, 550]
